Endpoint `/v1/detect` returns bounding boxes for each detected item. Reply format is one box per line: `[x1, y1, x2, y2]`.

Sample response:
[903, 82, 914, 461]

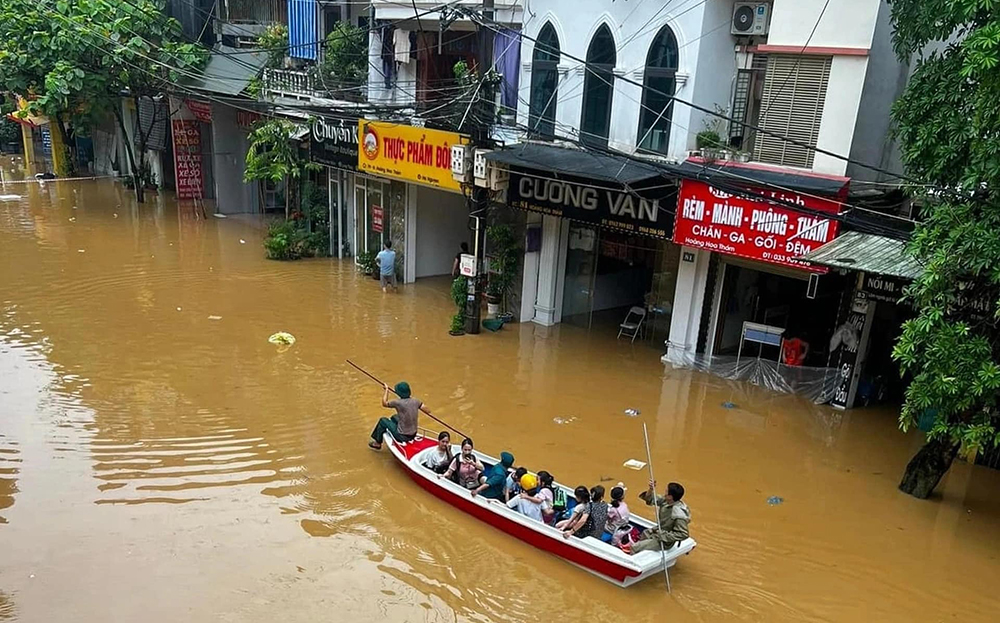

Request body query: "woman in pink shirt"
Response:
[607, 484, 632, 546]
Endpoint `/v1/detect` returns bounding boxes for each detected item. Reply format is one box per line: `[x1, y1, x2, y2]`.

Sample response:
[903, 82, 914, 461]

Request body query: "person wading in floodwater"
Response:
[369, 381, 429, 450]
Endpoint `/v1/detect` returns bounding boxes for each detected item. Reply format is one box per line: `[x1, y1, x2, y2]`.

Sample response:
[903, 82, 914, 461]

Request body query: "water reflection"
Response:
[1, 177, 1000, 622]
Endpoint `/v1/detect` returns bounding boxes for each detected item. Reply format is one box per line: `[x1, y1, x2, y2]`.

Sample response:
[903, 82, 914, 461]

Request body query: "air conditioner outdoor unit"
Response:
[451, 144, 473, 183]
[473, 149, 509, 191]
[731, 2, 771, 36]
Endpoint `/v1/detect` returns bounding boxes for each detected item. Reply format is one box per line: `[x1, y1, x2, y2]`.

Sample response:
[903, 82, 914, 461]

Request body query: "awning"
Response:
[484, 142, 672, 185]
[798, 231, 921, 279]
[180, 45, 267, 96]
[676, 156, 850, 197]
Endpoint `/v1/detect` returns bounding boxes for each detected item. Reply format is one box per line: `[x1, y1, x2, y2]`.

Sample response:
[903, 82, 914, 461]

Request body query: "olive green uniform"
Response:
[631, 492, 690, 554]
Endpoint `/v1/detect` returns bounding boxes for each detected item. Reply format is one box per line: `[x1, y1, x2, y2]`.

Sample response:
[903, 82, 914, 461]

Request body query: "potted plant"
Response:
[356, 251, 375, 275]
[485, 224, 520, 317]
[449, 276, 467, 336]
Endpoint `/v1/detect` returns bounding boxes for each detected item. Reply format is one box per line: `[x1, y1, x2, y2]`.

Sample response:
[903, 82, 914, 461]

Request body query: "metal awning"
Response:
[484, 141, 675, 184]
[798, 231, 921, 279]
[180, 45, 267, 96]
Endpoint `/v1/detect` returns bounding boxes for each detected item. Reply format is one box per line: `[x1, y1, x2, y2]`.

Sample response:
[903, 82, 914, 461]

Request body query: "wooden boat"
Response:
[384, 432, 697, 587]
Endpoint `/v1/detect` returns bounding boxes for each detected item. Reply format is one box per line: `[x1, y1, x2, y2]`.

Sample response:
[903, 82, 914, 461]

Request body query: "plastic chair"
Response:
[617, 306, 647, 343]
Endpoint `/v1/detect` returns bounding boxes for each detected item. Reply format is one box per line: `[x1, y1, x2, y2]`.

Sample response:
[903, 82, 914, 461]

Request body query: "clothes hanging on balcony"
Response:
[492, 28, 521, 113]
[378, 23, 395, 87]
[394, 29, 412, 64]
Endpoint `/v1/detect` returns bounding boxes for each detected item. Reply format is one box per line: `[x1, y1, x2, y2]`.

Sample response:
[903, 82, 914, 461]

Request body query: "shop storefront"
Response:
[489, 143, 681, 342]
[356, 121, 472, 283]
[310, 115, 359, 258]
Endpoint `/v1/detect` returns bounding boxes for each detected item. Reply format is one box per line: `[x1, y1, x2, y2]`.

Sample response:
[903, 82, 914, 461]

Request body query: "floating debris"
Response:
[268, 332, 296, 346]
[77, 249, 85, 253]
[722, 401, 738, 409]
[624, 408, 641, 417]
[552, 416, 577, 425]
[623, 459, 647, 471]
[767, 496, 784, 506]
[213, 213, 227, 219]
[239, 239, 246, 244]
[176, 307, 182, 312]
[0, 194, 22, 201]
[207, 315, 222, 321]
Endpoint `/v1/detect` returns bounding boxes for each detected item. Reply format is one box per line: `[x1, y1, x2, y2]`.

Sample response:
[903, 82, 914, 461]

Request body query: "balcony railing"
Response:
[263, 68, 366, 103]
[222, 0, 287, 24]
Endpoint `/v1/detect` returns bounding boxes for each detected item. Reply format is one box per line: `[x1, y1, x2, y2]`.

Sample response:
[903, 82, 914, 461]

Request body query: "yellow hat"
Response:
[520, 473, 538, 490]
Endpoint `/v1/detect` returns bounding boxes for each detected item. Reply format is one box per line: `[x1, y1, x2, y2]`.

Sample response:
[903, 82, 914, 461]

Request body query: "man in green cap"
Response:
[369, 381, 429, 450]
[630, 480, 691, 554]
[472, 451, 514, 500]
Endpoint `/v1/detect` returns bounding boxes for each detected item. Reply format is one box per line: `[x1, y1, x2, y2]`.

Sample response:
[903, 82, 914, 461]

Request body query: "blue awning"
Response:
[288, 0, 319, 61]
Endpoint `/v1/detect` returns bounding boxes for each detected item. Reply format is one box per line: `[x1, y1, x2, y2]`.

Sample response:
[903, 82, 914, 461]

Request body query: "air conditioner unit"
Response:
[451, 144, 473, 183]
[732, 2, 771, 36]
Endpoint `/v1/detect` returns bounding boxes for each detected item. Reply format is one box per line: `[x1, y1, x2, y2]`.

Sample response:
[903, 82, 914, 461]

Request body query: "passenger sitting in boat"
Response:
[442, 438, 485, 490]
[369, 382, 427, 450]
[521, 470, 558, 524]
[585, 486, 609, 540]
[471, 451, 515, 499]
[606, 484, 632, 546]
[506, 473, 544, 521]
[421, 431, 453, 474]
[631, 481, 691, 555]
[556, 486, 593, 539]
[505, 467, 528, 501]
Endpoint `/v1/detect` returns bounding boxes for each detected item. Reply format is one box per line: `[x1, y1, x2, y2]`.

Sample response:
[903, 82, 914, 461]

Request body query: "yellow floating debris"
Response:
[268, 332, 296, 346]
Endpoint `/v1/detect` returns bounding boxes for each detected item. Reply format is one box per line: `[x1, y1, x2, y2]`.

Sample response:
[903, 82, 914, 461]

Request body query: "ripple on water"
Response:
[0, 436, 20, 524]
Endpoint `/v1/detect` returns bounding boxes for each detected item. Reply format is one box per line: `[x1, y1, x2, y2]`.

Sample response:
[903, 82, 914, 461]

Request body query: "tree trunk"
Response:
[898, 438, 960, 499]
[112, 102, 144, 203]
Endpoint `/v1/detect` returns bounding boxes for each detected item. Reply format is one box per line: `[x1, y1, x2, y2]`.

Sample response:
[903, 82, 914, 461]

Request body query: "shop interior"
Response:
[712, 262, 851, 367]
[561, 223, 680, 347]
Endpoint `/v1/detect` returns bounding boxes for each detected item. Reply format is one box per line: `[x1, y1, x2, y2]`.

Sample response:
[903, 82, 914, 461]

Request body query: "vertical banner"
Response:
[371, 205, 384, 233]
[831, 296, 875, 409]
[171, 119, 203, 200]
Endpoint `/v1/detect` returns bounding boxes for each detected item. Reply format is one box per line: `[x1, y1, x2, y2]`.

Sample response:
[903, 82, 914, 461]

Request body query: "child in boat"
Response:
[506, 473, 544, 521]
[585, 485, 609, 540]
[421, 431, 452, 474]
[556, 486, 593, 539]
[441, 438, 485, 490]
[505, 466, 528, 501]
[521, 470, 558, 524]
[606, 484, 632, 546]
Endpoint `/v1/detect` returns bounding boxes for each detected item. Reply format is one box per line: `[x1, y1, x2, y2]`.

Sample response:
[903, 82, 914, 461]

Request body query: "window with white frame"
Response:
[636, 25, 679, 155]
[580, 25, 616, 148]
[528, 23, 560, 138]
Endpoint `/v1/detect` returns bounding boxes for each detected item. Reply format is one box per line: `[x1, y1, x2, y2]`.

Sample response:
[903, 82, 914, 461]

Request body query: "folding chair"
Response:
[617, 306, 647, 343]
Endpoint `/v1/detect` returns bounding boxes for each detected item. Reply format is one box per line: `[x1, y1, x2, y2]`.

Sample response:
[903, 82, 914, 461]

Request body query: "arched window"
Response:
[580, 25, 616, 148]
[637, 26, 679, 155]
[528, 23, 560, 138]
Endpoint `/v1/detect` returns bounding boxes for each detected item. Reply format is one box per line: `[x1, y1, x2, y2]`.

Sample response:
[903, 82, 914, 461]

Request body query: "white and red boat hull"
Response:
[385, 434, 696, 587]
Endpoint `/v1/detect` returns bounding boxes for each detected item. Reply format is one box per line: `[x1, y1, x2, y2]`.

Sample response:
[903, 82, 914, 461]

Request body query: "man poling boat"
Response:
[348, 359, 696, 587]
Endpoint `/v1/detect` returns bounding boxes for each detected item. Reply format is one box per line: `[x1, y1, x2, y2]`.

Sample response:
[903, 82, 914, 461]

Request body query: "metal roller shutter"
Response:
[753, 55, 831, 169]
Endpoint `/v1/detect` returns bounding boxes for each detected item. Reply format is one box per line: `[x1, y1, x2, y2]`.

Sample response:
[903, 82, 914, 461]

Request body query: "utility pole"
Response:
[465, 0, 495, 335]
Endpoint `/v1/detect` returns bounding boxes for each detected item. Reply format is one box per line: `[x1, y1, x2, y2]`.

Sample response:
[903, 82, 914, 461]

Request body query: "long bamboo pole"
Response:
[643, 422, 672, 592]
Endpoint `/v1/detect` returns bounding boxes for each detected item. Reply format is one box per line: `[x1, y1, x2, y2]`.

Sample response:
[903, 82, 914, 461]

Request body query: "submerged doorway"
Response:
[560, 223, 680, 346]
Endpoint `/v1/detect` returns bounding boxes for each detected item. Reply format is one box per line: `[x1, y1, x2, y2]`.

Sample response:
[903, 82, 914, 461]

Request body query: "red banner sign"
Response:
[237, 110, 261, 130]
[171, 119, 203, 200]
[371, 205, 384, 233]
[184, 99, 213, 123]
[673, 179, 842, 272]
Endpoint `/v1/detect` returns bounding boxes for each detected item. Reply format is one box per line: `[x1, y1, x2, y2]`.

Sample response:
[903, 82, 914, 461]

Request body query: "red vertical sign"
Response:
[371, 205, 384, 233]
[171, 119, 203, 200]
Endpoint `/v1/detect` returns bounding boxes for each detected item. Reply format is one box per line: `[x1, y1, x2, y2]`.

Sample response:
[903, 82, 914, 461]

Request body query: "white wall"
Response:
[414, 185, 470, 278]
[812, 55, 869, 176]
[517, 0, 721, 159]
[211, 104, 257, 214]
[767, 0, 880, 49]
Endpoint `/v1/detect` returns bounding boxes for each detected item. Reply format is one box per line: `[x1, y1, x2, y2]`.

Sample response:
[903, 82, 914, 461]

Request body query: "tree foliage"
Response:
[0, 0, 206, 196]
[890, 1, 1000, 467]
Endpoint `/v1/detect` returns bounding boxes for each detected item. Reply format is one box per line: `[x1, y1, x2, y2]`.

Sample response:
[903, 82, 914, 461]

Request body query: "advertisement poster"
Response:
[171, 119, 203, 200]
[371, 205, 384, 233]
[673, 179, 842, 272]
[357, 121, 469, 192]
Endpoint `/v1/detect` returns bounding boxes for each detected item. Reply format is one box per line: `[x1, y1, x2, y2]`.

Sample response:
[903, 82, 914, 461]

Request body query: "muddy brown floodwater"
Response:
[2, 171, 1000, 622]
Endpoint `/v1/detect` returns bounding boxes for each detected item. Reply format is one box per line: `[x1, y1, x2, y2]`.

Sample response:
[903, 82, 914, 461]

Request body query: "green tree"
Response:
[890, 1, 1000, 497]
[314, 22, 367, 100]
[0, 0, 206, 201]
[244, 118, 317, 218]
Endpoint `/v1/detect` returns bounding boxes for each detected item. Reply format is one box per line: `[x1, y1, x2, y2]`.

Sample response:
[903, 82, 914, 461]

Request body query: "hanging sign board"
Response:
[673, 179, 842, 272]
[171, 119, 203, 200]
[184, 99, 213, 123]
[459, 253, 477, 277]
[358, 121, 469, 192]
[371, 204, 384, 233]
[310, 116, 359, 168]
[508, 171, 675, 240]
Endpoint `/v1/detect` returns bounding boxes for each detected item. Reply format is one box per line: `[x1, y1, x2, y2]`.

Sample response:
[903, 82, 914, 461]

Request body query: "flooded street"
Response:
[3, 174, 1000, 622]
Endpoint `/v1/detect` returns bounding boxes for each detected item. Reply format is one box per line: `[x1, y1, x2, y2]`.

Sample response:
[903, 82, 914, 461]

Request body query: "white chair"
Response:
[617, 306, 647, 343]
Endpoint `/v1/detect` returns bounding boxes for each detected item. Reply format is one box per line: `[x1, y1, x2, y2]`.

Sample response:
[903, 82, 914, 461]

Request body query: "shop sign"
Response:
[508, 172, 674, 240]
[357, 121, 469, 192]
[371, 204, 384, 233]
[673, 179, 842, 272]
[859, 272, 908, 304]
[237, 110, 261, 130]
[184, 100, 213, 123]
[831, 297, 870, 409]
[171, 119, 203, 200]
[310, 117, 359, 168]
